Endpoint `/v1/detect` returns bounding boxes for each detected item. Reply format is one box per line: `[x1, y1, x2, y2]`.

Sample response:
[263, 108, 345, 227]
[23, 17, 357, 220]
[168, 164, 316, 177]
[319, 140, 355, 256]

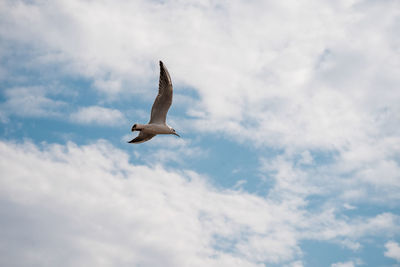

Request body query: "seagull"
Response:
[128, 61, 180, 144]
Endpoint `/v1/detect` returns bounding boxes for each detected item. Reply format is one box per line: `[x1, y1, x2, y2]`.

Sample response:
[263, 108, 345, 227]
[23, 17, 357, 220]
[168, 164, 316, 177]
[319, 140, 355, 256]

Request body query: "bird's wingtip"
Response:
[159, 60, 163, 66]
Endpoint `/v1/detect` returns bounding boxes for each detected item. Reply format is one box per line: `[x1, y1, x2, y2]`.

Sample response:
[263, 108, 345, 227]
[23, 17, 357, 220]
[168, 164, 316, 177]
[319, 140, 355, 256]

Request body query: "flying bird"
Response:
[128, 61, 180, 144]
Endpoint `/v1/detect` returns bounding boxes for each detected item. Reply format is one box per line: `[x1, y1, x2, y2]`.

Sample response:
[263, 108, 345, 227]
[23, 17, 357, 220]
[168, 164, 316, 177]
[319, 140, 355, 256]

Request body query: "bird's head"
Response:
[170, 127, 180, 137]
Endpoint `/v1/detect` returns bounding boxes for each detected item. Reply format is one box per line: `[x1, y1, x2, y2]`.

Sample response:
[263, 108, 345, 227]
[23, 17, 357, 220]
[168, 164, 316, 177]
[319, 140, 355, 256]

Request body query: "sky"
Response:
[0, 0, 400, 266]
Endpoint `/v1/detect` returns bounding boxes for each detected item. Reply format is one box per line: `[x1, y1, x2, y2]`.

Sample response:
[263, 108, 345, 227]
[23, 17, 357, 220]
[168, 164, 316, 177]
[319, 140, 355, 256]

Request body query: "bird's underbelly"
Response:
[143, 124, 171, 134]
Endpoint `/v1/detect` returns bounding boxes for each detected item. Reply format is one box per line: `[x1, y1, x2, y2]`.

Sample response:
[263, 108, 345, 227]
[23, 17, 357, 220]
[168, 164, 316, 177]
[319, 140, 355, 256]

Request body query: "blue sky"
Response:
[1, 0, 400, 266]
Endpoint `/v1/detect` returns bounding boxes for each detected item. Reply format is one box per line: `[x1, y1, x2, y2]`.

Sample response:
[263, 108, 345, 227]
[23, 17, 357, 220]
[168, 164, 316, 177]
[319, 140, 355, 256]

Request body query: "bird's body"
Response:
[128, 61, 179, 144]
[133, 123, 174, 135]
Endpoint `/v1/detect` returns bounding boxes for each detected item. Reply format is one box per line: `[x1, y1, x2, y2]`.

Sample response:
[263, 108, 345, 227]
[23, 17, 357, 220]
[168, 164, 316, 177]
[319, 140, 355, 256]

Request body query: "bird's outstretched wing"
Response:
[128, 132, 156, 144]
[149, 61, 173, 124]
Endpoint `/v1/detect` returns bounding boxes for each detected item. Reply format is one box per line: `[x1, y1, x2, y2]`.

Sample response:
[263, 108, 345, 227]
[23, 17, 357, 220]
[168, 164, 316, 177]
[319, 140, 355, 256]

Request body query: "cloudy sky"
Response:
[1, 0, 400, 266]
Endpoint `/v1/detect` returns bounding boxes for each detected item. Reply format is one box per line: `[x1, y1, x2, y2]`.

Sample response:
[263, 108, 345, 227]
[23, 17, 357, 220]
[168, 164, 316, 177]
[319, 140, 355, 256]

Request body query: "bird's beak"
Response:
[173, 132, 181, 137]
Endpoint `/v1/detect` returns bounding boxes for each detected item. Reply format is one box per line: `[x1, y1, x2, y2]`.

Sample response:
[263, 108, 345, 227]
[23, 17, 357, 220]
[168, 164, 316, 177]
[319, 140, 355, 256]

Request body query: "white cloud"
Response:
[331, 261, 355, 267]
[70, 106, 126, 126]
[143, 136, 207, 164]
[385, 241, 400, 262]
[286, 261, 304, 267]
[0, 140, 301, 266]
[94, 78, 122, 95]
[0, 86, 66, 119]
[0, 140, 399, 266]
[261, 143, 400, 206]
[343, 203, 356, 210]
